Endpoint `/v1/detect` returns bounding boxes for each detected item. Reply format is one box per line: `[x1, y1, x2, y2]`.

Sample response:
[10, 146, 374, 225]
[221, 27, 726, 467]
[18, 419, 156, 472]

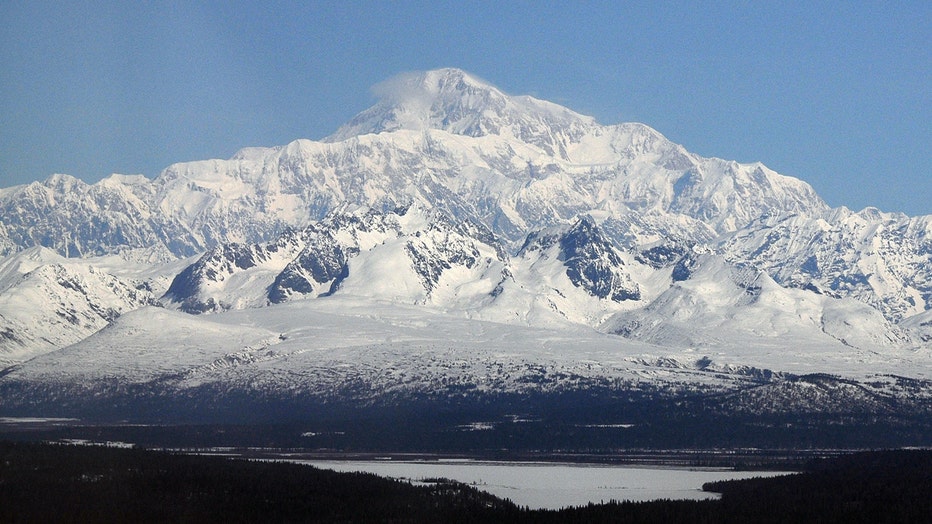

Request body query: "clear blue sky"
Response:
[1, 1, 929, 215]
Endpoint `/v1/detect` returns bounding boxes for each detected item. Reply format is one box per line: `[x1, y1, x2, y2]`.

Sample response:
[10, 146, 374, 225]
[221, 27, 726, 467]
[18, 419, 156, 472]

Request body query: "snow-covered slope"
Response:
[472, 216, 652, 327]
[518, 216, 641, 303]
[604, 254, 911, 353]
[719, 208, 932, 322]
[326, 69, 600, 157]
[1, 297, 928, 423]
[0, 247, 164, 364]
[900, 308, 932, 343]
[162, 205, 510, 312]
[0, 174, 179, 258]
[161, 205, 654, 329]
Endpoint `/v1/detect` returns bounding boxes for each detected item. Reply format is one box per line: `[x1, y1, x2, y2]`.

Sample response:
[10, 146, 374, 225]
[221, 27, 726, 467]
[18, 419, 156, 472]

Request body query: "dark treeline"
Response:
[703, 449, 932, 523]
[2, 442, 931, 523]
[0, 441, 517, 523]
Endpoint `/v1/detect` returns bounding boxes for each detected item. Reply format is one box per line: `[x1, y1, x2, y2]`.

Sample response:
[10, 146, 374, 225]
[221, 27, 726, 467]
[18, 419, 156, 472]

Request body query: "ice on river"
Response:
[300, 459, 792, 510]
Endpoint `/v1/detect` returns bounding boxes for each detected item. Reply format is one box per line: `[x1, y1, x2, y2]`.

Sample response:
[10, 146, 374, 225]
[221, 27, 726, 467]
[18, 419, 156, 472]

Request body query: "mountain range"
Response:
[0, 69, 929, 443]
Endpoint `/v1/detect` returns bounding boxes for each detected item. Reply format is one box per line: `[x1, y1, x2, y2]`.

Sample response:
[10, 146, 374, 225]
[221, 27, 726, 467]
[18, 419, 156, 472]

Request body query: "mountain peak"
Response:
[389, 68, 494, 97]
[42, 173, 85, 191]
[325, 69, 595, 156]
[367, 68, 505, 113]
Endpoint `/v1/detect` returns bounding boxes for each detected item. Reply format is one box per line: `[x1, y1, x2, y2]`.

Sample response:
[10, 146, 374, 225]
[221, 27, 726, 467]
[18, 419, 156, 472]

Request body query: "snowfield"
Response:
[2, 295, 928, 423]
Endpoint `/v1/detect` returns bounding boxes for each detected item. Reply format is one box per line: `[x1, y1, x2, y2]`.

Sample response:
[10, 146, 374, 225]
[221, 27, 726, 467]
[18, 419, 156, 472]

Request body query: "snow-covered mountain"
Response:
[718, 207, 932, 321]
[325, 69, 600, 156]
[0, 174, 175, 258]
[3, 68, 924, 329]
[0, 247, 175, 365]
[518, 215, 641, 303]
[604, 253, 910, 351]
[162, 205, 510, 313]
[0, 68, 824, 256]
[161, 205, 651, 329]
[1, 68, 931, 436]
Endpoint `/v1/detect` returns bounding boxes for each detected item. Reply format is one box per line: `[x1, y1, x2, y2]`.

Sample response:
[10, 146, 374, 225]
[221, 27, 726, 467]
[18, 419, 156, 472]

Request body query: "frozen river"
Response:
[298, 459, 792, 510]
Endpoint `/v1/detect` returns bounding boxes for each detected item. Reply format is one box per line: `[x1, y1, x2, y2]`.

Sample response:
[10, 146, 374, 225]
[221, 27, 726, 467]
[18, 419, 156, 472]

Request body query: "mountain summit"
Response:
[0, 68, 827, 258]
[326, 68, 595, 157]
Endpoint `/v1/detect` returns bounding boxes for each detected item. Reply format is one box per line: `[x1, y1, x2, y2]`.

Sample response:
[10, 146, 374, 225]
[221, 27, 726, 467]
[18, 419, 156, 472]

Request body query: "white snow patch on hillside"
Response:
[9, 296, 927, 404]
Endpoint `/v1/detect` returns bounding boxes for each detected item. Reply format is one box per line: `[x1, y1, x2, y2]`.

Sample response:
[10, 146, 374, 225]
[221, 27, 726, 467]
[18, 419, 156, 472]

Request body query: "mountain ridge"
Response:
[1, 69, 931, 440]
[0, 68, 831, 258]
[1, 68, 929, 340]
